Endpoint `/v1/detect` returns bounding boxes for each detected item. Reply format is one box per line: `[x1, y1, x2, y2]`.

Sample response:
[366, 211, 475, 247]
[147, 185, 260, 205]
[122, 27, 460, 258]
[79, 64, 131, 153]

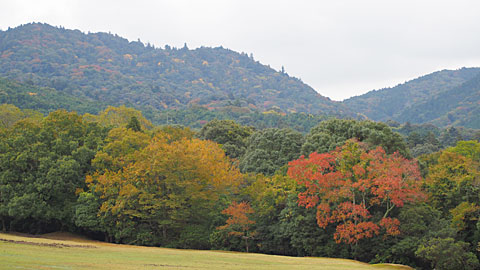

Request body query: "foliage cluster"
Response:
[1, 105, 479, 270]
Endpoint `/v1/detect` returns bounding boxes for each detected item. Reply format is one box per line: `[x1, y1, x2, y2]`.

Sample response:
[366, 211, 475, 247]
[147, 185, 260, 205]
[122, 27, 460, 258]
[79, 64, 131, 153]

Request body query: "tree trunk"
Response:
[245, 237, 249, 253]
[352, 242, 358, 260]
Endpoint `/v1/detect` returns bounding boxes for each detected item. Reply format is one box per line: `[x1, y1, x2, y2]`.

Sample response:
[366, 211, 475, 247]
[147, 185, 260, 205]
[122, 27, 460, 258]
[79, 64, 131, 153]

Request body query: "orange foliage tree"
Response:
[217, 201, 256, 252]
[287, 140, 425, 244]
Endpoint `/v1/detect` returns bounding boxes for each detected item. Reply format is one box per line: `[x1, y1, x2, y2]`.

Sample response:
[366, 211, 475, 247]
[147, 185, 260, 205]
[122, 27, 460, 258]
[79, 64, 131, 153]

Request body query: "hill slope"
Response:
[343, 68, 480, 128]
[0, 232, 411, 270]
[0, 23, 351, 117]
[0, 77, 101, 114]
[400, 73, 480, 128]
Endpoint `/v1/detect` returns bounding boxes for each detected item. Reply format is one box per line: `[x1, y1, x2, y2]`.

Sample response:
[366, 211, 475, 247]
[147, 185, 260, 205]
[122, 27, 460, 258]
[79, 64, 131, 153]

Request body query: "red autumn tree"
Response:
[287, 140, 425, 244]
[217, 201, 256, 252]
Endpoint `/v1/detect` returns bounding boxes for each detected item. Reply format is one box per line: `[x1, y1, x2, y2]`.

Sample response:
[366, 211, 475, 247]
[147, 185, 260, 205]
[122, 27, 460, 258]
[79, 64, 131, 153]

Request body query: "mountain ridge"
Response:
[0, 22, 353, 118]
[343, 67, 480, 128]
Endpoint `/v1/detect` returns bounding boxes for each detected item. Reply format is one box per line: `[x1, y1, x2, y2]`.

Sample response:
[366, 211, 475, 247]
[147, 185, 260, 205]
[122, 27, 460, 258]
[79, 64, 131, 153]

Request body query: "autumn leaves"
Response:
[288, 140, 425, 244]
[83, 130, 243, 245]
[83, 123, 426, 247]
[0, 107, 445, 261]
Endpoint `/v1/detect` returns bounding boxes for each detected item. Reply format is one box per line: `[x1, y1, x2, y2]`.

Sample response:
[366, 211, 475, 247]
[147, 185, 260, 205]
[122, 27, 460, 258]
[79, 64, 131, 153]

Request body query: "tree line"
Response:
[0, 104, 479, 270]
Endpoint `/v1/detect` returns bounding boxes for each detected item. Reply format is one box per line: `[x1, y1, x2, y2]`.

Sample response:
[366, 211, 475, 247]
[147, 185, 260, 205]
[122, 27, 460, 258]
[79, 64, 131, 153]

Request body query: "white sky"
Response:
[1, 0, 480, 101]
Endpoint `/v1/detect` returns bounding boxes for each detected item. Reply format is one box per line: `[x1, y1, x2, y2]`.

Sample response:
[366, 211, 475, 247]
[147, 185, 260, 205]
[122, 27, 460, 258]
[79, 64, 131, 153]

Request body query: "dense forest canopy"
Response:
[1, 104, 480, 270]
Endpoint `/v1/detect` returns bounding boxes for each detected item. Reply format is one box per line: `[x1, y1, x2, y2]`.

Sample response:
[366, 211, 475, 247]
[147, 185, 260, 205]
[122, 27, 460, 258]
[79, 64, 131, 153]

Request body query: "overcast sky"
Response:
[1, 0, 480, 101]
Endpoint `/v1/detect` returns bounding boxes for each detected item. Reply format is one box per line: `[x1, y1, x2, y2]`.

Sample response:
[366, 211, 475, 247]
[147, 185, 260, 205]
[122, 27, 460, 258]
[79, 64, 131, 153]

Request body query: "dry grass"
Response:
[0, 232, 412, 270]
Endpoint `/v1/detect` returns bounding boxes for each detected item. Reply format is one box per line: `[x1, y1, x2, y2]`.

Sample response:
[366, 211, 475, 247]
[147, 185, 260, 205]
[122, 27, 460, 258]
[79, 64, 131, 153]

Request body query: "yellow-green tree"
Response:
[84, 105, 152, 130]
[85, 133, 242, 246]
[424, 151, 480, 213]
[421, 141, 480, 258]
[0, 104, 43, 129]
[91, 127, 150, 172]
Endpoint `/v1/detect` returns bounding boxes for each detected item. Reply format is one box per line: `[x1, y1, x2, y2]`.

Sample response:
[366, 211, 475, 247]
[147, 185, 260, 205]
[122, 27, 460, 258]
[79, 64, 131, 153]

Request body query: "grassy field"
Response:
[0, 232, 411, 270]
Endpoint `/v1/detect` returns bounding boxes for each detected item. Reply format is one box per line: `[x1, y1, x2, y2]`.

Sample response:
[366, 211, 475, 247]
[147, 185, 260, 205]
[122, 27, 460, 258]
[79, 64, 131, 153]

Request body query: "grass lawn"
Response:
[0, 232, 411, 270]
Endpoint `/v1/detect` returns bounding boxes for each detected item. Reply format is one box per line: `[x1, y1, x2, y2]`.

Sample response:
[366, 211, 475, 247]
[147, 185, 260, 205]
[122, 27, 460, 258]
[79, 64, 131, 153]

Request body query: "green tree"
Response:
[126, 116, 142, 132]
[240, 128, 304, 175]
[198, 119, 254, 159]
[439, 127, 463, 147]
[416, 238, 479, 270]
[0, 110, 106, 232]
[375, 204, 443, 269]
[74, 192, 103, 235]
[302, 119, 409, 158]
[241, 173, 300, 255]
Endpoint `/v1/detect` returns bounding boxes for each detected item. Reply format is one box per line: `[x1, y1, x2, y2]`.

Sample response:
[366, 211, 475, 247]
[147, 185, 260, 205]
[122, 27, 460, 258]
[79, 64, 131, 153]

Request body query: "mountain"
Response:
[2, 23, 478, 129]
[0, 23, 352, 117]
[343, 68, 480, 128]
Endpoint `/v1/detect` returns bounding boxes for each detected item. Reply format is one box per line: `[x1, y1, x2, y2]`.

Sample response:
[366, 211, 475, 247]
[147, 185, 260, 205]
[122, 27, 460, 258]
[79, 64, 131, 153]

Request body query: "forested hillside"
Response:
[0, 76, 331, 132]
[403, 73, 480, 128]
[0, 77, 101, 114]
[2, 23, 479, 130]
[0, 23, 351, 117]
[344, 68, 480, 128]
